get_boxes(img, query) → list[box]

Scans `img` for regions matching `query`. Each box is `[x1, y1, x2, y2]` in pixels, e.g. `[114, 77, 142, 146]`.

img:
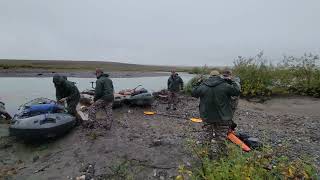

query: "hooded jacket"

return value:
[53, 75, 80, 102]
[168, 74, 184, 92]
[94, 73, 114, 102]
[191, 75, 240, 124]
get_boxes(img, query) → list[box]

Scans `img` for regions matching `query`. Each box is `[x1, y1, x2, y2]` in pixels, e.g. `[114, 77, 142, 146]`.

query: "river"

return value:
[0, 74, 194, 114]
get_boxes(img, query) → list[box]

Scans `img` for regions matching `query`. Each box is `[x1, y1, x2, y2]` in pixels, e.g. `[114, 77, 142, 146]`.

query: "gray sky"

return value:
[0, 0, 319, 66]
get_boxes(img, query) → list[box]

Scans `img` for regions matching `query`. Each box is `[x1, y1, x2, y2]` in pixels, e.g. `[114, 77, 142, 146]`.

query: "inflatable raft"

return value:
[80, 87, 154, 108]
[9, 98, 76, 139]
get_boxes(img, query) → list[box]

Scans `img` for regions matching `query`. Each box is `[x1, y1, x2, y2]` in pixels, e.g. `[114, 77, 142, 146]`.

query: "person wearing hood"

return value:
[222, 70, 241, 113]
[167, 70, 184, 110]
[88, 68, 114, 130]
[0, 99, 11, 120]
[53, 74, 81, 123]
[192, 70, 240, 157]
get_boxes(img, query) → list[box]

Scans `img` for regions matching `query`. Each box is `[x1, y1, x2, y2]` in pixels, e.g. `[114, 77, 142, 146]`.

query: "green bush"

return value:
[0, 64, 10, 69]
[190, 67, 202, 74]
[282, 53, 320, 97]
[177, 143, 317, 180]
[233, 52, 273, 97]
[189, 65, 218, 75]
[232, 52, 320, 98]
[183, 75, 209, 95]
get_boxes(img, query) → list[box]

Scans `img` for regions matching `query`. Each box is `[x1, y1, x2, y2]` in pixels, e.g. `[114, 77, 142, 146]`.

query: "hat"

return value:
[222, 70, 232, 76]
[210, 70, 220, 76]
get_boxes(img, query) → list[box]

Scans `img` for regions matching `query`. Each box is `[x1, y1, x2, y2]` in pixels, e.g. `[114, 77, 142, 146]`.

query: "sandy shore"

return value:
[0, 69, 171, 78]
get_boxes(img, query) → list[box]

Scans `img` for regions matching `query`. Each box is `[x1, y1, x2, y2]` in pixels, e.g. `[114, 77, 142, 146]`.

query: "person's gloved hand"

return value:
[224, 77, 233, 84]
[58, 98, 67, 103]
[230, 121, 237, 131]
[196, 77, 204, 85]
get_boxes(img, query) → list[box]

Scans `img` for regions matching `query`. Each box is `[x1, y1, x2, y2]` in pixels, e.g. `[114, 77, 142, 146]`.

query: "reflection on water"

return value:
[0, 74, 194, 114]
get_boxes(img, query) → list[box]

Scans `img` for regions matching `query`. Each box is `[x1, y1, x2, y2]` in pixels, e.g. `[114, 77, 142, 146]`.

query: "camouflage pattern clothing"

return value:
[199, 123, 230, 157]
[230, 96, 239, 113]
[86, 72, 114, 129]
[167, 91, 178, 110]
[88, 99, 113, 130]
[231, 77, 241, 113]
[0, 101, 11, 120]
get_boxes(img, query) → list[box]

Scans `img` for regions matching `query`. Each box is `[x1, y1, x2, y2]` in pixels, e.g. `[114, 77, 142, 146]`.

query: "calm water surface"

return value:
[0, 74, 194, 114]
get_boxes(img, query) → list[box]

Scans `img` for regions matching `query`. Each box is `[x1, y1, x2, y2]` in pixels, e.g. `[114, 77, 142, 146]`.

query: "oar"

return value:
[144, 111, 203, 123]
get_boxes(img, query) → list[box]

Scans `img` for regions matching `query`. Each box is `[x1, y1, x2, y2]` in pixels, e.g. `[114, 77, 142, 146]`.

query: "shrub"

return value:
[190, 67, 202, 74]
[189, 65, 218, 75]
[183, 75, 209, 95]
[233, 52, 273, 97]
[281, 53, 320, 97]
[0, 64, 10, 69]
[185, 52, 320, 98]
[232, 52, 320, 98]
[177, 142, 318, 180]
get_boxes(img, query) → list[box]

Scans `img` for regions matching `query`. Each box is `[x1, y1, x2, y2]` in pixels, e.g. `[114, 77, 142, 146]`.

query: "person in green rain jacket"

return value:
[192, 70, 240, 157]
[167, 70, 184, 110]
[53, 74, 80, 120]
[88, 68, 114, 130]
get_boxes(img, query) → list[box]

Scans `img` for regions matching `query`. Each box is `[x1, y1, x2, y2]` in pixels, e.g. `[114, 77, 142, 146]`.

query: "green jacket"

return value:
[168, 74, 184, 92]
[53, 75, 80, 102]
[192, 76, 240, 124]
[94, 74, 114, 102]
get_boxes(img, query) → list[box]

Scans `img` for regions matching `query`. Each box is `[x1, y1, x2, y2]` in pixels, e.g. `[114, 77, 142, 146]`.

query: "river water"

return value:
[0, 74, 194, 114]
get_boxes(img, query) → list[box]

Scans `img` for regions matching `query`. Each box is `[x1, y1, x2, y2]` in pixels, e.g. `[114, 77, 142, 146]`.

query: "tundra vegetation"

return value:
[177, 142, 317, 180]
[181, 52, 319, 179]
[184, 52, 320, 98]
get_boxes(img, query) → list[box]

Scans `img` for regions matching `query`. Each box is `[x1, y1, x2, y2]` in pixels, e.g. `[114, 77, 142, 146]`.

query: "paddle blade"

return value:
[144, 111, 156, 115]
[227, 132, 251, 152]
[190, 118, 203, 123]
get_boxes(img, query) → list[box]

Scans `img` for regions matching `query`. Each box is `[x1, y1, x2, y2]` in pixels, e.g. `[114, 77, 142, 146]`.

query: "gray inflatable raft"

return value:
[9, 98, 76, 139]
[125, 92, 154, 106]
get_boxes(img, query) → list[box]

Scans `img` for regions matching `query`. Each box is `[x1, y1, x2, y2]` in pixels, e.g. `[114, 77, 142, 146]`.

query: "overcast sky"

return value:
[0, 0, 319, 66]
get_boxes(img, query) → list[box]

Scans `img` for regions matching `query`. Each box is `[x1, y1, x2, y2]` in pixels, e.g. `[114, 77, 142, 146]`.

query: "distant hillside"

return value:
[0, 59, 192, 72]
